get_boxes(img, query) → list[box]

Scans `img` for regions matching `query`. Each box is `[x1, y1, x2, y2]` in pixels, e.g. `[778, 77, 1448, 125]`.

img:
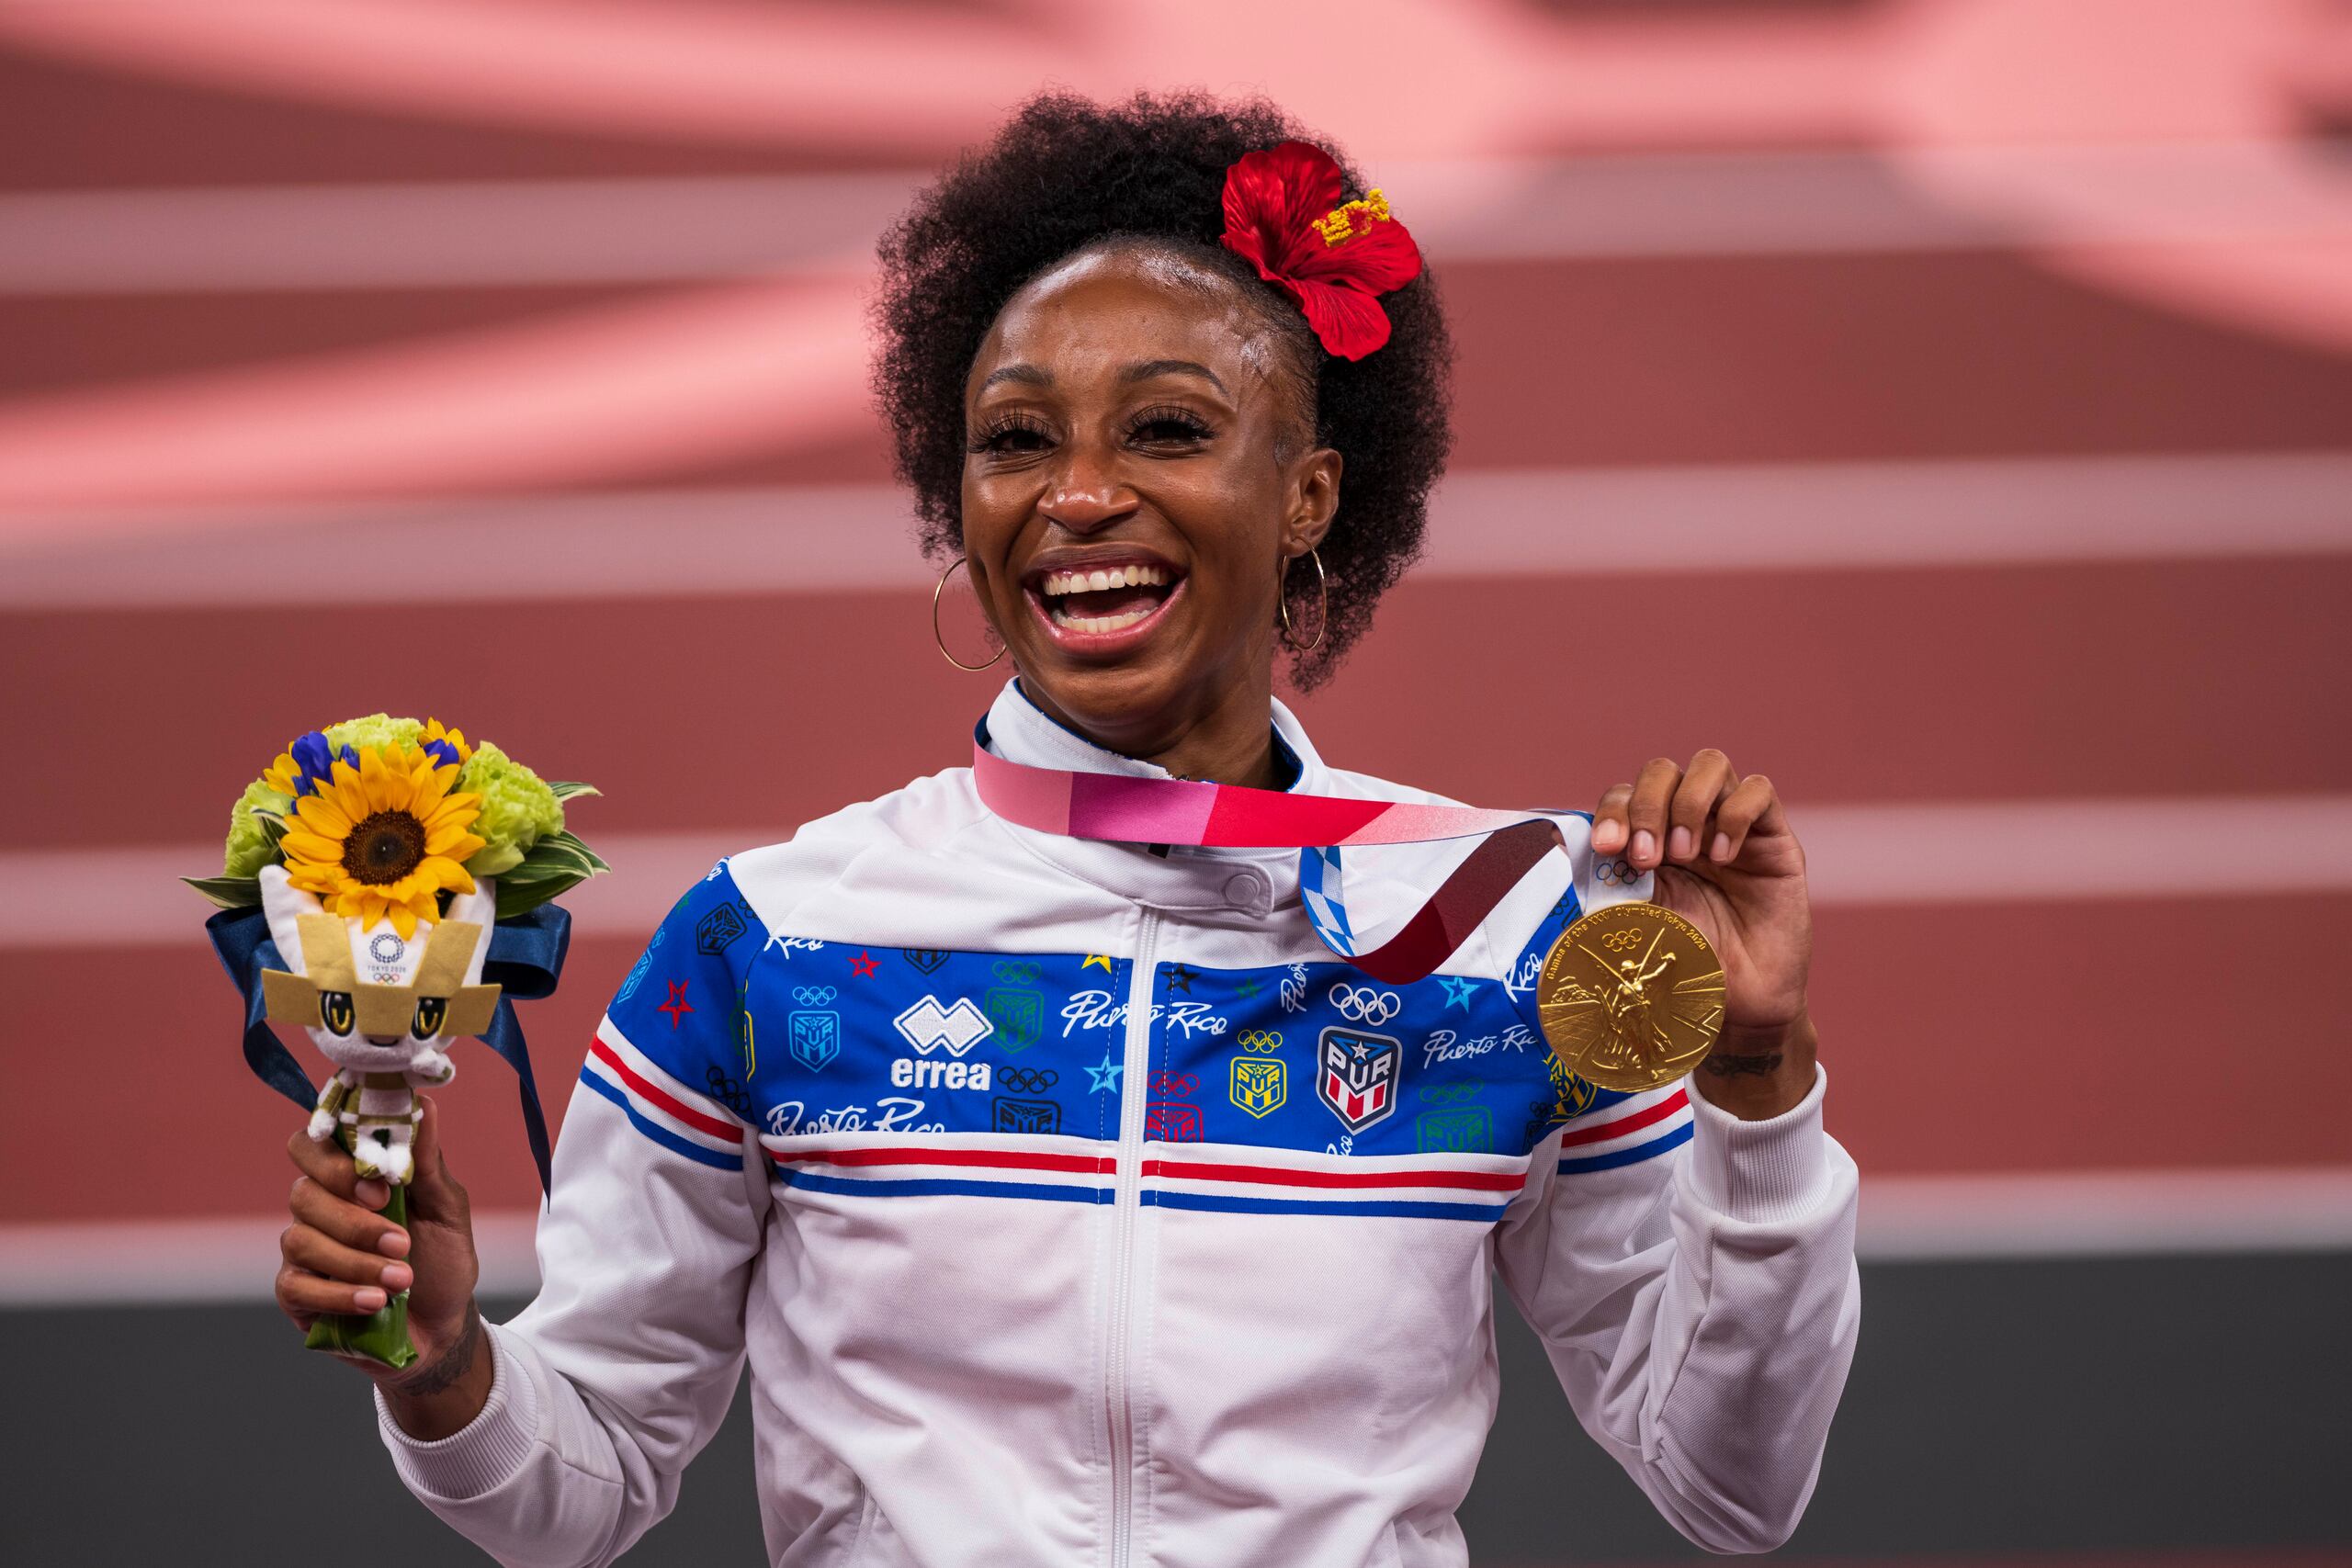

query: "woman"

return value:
[276, 92, 1858, 1566]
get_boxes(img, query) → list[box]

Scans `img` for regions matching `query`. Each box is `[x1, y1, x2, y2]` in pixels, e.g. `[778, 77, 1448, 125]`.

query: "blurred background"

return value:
[4, 0, 2349, 1562]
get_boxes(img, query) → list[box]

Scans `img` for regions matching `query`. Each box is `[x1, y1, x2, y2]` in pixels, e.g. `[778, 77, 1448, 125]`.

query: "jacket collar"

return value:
[975, 678, 1326, 917]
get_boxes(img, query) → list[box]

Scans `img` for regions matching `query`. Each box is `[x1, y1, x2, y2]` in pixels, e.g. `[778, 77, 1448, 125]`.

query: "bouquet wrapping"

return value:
[190, 715, 604, 1367]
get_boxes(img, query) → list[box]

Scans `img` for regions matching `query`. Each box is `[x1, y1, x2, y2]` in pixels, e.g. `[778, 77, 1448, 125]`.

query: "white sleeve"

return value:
[1492, 1064, 1861, 1553]
[372, 866, 772, 1566]
[372, 1062, 768, 1567]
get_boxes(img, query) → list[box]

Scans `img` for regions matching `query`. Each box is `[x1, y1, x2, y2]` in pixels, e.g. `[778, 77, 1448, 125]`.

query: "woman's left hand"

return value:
[1589, 750, 1817, 1118]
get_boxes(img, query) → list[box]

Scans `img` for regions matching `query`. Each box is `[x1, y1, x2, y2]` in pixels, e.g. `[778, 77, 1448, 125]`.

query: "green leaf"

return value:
[546, 781, 602, 802]
[508, 830, 606, 878]
[495, 871, 587, 920]
[252, 809, 290, 849]
[184, 874, 263, 910]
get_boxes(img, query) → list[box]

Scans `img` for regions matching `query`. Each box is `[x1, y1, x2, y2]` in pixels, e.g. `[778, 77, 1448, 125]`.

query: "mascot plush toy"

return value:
[260, 865, 502, 1186]
[192, 715, 601, 1366]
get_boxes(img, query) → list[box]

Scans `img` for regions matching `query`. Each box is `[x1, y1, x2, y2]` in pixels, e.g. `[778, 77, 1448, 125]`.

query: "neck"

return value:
[1021, 672, 1283, 790]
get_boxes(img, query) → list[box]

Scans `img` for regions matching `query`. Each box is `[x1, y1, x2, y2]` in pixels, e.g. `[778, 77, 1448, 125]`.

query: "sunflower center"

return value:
[345, 810, 427, 886]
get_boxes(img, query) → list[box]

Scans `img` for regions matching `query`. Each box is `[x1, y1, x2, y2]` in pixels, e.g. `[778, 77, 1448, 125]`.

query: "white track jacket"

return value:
[375, 680, 1861, 1567]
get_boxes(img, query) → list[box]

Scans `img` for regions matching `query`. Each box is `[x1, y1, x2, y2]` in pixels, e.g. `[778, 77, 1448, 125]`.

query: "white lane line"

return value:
[1, 141, 2344, 293]
[6, 451, 2348, 606]
[1855, 1168, 2352, 1261]
[0, 1213, 544, 1309]
[6, 1166, 2346, 1304]
[15, 794, 2352, 953]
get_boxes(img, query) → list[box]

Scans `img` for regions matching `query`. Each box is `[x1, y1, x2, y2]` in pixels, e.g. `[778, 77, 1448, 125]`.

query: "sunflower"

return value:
[279, 741, 488, 940]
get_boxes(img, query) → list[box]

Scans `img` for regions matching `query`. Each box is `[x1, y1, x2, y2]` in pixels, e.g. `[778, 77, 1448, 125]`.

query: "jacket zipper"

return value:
[1106, 910, 1159, 1568]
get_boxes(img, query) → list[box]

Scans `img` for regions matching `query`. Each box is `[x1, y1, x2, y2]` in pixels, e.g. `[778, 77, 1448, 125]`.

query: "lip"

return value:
[1023, 564, 1188, 659]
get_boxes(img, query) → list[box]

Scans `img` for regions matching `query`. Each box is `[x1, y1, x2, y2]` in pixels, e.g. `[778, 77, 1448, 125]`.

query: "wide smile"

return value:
[1023, 556, 1187, 656]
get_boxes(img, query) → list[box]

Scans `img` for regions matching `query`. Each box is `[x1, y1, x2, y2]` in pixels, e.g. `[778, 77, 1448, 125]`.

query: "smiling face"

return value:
[959, 243, 1339, 773]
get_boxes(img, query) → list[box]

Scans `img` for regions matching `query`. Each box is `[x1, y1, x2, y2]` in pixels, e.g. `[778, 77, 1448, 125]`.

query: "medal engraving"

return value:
[1536, 902, 1724, 1092]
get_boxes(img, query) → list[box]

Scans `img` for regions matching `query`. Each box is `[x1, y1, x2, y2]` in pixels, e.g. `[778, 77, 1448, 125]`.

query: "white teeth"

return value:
[1048, 604, 1154, 634]
[1039, 563, 1171, 598]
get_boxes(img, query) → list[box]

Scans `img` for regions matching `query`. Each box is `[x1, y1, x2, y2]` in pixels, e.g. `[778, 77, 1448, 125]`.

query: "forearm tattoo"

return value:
[390, 1306, 483, 1399]
[1701, 1052, 1783, 1079]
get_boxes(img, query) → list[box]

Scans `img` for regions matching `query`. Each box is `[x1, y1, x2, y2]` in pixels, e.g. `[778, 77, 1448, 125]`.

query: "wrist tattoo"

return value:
[1702, 1052, 1783, 1079]
[390, 1306, 482, 1399]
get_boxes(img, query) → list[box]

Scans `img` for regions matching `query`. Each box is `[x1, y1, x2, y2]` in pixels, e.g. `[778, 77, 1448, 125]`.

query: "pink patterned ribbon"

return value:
[971, 741, 1572, 985]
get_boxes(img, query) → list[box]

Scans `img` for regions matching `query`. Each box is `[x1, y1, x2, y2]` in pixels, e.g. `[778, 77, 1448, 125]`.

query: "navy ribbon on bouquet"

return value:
[206, 904, 565, 1201]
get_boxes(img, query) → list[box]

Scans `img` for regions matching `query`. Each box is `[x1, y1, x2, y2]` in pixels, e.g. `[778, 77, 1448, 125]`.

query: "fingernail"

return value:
[1711, 831, 1732, 862]
[1592, 819, 1619, 849]
[1668, 826, 1693, 861]
[354, 1287, 387, 1312]
[380, 1263, 413, 1291]
[356, 1180, 389, 1209]
[1631, 829, 1655, 864]
[376, 1229, 410, 1258]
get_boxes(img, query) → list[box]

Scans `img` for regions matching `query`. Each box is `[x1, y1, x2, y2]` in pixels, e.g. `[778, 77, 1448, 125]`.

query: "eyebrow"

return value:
[1122, 359, 1227, 393]
[976, 358, 1230, 395]
[978, 364, 1052, 391]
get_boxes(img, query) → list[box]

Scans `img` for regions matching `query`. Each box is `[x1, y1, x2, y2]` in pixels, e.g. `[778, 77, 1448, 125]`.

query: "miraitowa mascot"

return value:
[258, 863, 503, 1190]
[256, 863, 502, 1363]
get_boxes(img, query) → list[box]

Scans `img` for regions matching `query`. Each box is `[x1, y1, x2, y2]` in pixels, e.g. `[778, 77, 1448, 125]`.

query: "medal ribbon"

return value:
[971, 737, 1577, 985]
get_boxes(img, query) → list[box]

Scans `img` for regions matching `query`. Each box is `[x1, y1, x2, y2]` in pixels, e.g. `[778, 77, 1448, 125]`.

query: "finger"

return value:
[408, 1097, 466, 1213]
[1623, 757, 1683, 869]
[1666, 749, 1736, 863]
[1590, 784, 1634, 852]
[1712, 773, 1785, 863]
[288, 1124, 390, 1212]
[282, 1223, 415, 1294]
[290, 1174, 411, 1259]
[277, 1261, 389, 1317]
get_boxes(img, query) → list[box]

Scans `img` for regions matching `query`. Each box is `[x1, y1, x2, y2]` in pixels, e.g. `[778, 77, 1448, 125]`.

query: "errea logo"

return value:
[893, 995, 994, 1057]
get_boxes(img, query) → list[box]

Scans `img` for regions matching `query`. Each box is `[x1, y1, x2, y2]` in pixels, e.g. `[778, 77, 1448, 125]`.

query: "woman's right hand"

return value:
[278, 1094, 494, 1438]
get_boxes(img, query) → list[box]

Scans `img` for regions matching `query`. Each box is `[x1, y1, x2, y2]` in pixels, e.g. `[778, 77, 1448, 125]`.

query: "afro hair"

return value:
[870, 89, 1453, 689]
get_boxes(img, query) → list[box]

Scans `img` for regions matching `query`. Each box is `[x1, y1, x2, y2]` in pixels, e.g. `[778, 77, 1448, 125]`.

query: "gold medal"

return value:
[1536, 901, 1724, 1092]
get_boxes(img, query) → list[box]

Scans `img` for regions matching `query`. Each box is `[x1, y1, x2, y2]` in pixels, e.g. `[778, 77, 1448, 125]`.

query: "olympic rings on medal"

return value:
[1328, 984, 1402, 1026]
[791, 986, 839, 1008]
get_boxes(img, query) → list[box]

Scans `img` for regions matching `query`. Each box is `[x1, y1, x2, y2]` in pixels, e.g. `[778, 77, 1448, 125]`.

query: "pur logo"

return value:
[892, 994, 995, 1057]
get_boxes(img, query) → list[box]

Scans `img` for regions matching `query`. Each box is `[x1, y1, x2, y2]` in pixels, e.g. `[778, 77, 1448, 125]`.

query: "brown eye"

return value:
[413, 996, 447, 1038]
[319, 992, 355, 1036]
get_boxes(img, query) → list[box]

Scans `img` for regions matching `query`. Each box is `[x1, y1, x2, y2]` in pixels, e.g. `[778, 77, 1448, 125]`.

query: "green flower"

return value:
[458, 740, 565, 877]
[322, 712, 424, 757]
[223, 777, 293, 877]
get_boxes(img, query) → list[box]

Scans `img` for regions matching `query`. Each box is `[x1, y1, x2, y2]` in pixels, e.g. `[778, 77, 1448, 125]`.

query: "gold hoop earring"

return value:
[933, 555, 1007, 671]
[1276, 547, 1329, 655]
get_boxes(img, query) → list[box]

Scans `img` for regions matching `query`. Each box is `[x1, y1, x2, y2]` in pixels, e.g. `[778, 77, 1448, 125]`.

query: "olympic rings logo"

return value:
[992, 960, 1041, 984]
[1000, 1066, 1059, 1094]
[791, 986, 839, 1008]
[1236, 1029, 1284, 1052]
[1329, 984, 1402, 1026]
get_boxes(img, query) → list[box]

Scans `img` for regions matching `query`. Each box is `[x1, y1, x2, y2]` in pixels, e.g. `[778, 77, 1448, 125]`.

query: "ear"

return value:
[258, 864, 324, 976]
[1281, 446, 1342, 559]
[444, 875, 497, 986]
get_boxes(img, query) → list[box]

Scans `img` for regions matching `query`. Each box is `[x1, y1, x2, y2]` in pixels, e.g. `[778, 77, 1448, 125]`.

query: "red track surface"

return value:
[6, 2, 2349, 1226]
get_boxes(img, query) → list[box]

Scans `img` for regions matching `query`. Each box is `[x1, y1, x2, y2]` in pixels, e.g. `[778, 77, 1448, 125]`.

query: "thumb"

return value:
[405, 1094, 469, 1223]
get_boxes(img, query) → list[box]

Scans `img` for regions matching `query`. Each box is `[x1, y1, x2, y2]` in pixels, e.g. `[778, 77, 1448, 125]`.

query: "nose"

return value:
[1039, 446, 1137, 534]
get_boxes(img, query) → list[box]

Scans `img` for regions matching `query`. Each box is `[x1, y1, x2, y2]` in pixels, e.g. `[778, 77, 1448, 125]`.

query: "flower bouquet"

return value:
[189, 714, 604, 1367]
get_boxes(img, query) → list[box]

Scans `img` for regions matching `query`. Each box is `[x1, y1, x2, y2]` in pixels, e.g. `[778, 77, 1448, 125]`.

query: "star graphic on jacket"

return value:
[1235, 978, 1261, 998]
[658, 980, 694, 1029]
[1165, 964, 1196, 995]
[1439, 975, 1477, 1011]
[1086, 1053, 1124, 1095]
[1081, 953, 1114, 973]
[848, 950, 878, 978]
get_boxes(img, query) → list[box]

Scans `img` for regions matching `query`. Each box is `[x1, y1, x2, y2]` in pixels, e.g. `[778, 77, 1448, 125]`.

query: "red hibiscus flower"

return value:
[1219, 141, 1423, 361]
